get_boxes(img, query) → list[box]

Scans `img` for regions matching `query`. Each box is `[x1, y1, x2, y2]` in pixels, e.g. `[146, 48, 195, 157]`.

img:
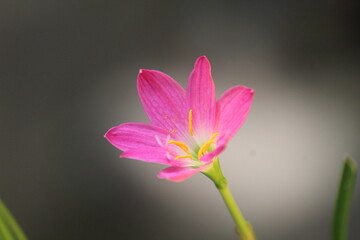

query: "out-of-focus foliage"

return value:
[0, 199, 28, 240]
[332, 158, 357, 240]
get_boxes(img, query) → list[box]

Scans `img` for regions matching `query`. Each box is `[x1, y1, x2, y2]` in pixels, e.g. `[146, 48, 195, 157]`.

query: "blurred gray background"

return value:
[1, 1, 359, 239]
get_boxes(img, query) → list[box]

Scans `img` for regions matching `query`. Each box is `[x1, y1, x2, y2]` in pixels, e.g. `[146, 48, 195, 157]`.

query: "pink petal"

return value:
[215, 86, 254, 143]
[137, 69, 189, 139]
[121, 148, 170, 165]
[200, 144, 226, 163]
[105, 122, 170, 151]
[157, 163, 211, 182]
[187, 56, 216, 138]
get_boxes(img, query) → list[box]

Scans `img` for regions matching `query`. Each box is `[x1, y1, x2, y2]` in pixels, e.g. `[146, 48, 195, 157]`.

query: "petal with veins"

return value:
[215, 86, 254, 144]
[121, 148, 170, 165]
[105, 122, 171, 151]
[137, 70, 189, 140]
[187, 56, 216, 139]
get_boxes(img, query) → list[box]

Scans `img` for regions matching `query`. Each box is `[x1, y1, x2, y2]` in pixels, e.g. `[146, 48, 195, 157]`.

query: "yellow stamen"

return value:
[198, 141, 214, 159]
[175, 155, 192, 160]
[168, 140, 190, 154]
[209, 133, 219, 141]
[197, 133, 220, 160]
[188, 109, 194, 136]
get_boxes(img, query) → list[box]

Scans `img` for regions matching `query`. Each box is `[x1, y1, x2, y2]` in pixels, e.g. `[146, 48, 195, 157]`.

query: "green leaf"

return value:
[331, 157, 357, 240]
[0, 199, 28, 240]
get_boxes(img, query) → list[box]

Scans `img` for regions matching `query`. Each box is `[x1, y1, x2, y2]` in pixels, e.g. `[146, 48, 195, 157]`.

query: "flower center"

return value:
[197, 133, 219, 160]
[167, 140, 192, 160]
[168, 109, 219, 161]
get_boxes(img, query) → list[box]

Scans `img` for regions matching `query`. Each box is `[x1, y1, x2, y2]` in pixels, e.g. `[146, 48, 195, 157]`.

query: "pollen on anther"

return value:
[168, 140, 190, 154]
[188, 109, 194, 136]
[175, 155, 192, 160]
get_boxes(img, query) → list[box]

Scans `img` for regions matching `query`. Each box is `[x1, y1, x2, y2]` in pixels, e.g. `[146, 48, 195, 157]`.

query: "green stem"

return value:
[218, 184, 255, 240]
[203, 159, 256, 240]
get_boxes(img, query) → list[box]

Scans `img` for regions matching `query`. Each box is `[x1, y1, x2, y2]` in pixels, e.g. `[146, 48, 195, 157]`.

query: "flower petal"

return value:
[157, 164, 211, 182]
[215, 86, 254, 143]
[187, 56, 216, 138]
[121, 148, 170, 165]
[105, 122, 196, 166]
[200, 144, 227, 163]
[105, 122, 170, 151]
[137, 69, 188, 139]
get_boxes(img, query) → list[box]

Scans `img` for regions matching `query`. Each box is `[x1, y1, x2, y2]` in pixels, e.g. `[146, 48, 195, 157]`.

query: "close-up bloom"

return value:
[105, 56, 254, 182]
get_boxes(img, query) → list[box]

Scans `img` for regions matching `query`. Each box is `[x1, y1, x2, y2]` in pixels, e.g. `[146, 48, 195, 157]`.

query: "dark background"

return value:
[1, 1, 359, 239]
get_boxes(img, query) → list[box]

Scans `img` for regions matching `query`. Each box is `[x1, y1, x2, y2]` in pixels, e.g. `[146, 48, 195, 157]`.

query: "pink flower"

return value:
[105, 56, 254, 182]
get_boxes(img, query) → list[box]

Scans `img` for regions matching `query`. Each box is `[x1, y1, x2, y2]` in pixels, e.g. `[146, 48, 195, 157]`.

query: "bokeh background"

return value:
[1, 1, 359, 239]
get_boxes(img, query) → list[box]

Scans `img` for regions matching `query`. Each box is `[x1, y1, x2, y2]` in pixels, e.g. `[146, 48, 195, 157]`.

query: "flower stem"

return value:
[218, 184, 256, 240]
[202, 159, 256, 240]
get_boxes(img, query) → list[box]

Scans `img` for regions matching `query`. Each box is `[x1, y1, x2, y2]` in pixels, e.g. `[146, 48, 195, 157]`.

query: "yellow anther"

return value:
[198, 141, 214, 159]
[175, 155, 192, 160]
[168, 140, 190, 154]
[197, 133, 220, 160]
[209, 133, 219, 141]
[188, 109, 194, 136]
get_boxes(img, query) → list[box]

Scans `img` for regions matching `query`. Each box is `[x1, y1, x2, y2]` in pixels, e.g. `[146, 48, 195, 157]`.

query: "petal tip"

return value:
[235, 85, 255, 96]
[104, 128, 114, 141]
[137, 69, 163, 84]
[195, 56, 210, 67]
[138, 69, 150, 77]
[137, 69, 151, 87]
[248, 88, 255, 98]
[197, 55, 208, 60]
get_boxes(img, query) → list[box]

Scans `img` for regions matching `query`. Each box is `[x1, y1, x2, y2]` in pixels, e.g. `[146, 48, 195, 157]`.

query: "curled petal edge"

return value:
[157, 163, 212, 182]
